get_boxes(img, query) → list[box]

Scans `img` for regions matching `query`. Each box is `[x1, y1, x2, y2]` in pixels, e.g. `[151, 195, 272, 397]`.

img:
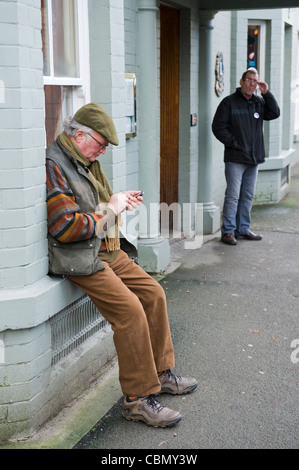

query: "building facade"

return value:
[0, 0, 298, 440]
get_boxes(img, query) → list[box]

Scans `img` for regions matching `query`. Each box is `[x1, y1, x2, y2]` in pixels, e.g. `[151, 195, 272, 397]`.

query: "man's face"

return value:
[240, 72, 258, 99]
[78, 131, 109, 162]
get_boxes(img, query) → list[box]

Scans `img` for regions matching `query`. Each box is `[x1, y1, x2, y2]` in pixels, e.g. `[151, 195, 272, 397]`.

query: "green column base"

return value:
[203, 203, 220, 235]
[137, 237, 170, 273]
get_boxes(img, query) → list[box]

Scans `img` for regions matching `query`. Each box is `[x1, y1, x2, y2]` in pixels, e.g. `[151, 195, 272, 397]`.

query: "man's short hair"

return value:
[242, 68, 259, 81]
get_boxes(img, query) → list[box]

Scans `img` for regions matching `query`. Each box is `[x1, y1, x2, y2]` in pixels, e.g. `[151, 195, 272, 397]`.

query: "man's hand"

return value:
[107, 191, 143, 215]
[257, 81, 268, 94]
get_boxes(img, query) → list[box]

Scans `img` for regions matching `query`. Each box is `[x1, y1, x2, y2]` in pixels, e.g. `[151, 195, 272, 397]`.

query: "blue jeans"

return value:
[222, 162, 258, 236]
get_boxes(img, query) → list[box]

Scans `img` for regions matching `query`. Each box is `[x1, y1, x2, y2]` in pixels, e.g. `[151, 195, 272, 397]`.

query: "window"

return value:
[247, 20, 266, 80]
[41, 0, 90, 145]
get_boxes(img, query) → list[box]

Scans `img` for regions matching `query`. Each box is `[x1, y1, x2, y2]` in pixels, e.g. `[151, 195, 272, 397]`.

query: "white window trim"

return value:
[248, 20, 266, 81]
[43, 0, 90, 107]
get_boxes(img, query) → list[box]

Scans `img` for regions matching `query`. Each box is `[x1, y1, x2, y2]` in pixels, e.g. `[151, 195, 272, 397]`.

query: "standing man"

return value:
[46, 102, 197, 428]
[212, 68, 280, 245]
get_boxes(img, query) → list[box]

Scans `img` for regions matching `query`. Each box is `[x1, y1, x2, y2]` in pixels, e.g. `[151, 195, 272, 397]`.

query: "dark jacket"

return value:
[212, 88, 280, 165]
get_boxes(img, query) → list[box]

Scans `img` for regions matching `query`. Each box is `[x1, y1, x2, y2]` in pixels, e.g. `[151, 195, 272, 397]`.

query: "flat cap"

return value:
[74, 102, 119, 146]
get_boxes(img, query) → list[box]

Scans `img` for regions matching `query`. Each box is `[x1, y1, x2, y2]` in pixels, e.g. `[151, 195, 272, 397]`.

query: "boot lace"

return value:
[145, 395, 165, 414]
[164, 369, 182, 387]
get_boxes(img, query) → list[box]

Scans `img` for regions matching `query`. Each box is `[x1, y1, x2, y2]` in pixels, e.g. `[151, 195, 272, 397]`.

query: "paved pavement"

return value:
[74, 156, 299, 451]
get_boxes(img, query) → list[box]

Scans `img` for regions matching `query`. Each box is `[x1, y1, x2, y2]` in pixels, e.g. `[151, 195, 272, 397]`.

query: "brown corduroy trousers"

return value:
[69, 250, 175, 397]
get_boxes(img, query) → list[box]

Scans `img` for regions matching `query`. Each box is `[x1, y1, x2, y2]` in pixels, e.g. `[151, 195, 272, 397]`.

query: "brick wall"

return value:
[0, 0, 47, 290]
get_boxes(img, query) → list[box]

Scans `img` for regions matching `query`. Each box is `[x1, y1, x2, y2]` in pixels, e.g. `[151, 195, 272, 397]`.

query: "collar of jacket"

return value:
[56, 137, 85, 170]
[236, 87, 259, 104]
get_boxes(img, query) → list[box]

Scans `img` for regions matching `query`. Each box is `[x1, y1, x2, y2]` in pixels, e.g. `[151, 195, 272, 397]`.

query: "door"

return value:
[160, 5, 180, 231]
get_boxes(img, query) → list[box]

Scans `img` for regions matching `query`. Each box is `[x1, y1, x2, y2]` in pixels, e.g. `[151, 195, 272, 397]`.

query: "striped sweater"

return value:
[46, 159, 105, 244]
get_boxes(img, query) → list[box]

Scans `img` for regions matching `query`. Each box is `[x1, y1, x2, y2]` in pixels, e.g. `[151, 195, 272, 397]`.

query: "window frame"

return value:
[247, 20, 266, 81]
[43, 0, 90, 100]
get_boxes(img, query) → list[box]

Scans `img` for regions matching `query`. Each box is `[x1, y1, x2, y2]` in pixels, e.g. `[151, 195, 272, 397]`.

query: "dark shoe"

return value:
[123, 394, 181, 428]
[236, 231, 263, 241]
[158, 369, 197, 395]
[221, 233, 237, 245]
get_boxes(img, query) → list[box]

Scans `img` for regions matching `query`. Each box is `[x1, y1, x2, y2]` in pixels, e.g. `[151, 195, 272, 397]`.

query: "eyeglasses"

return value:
[244, 78, 258, 84]
[87, 133, 108, 150]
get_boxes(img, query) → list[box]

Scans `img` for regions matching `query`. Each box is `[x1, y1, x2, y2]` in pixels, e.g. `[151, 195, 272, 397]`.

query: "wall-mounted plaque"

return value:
[215, 52, 224, 97]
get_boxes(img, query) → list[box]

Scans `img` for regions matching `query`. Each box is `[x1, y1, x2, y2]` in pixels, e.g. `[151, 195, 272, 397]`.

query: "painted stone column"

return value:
[198, 11, 220, 234]
[136, 0, 170, 272]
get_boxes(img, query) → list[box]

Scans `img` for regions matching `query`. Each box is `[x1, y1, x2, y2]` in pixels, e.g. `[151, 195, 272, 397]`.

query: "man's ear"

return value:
[75, 130, 85, 143]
